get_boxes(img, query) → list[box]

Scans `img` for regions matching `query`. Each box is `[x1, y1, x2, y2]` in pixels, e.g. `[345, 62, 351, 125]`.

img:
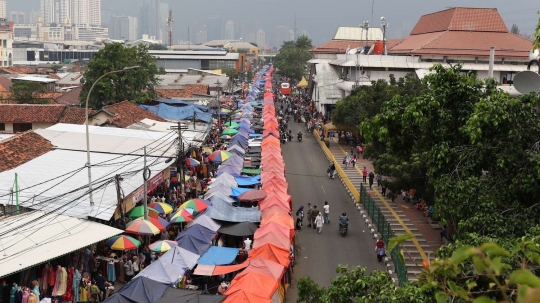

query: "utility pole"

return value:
[114, 174, 124, 218]
[177, 122, 186, 195]
[215, 80, 222, 126]
[14, 173, 19, 215]
[142, 146, 149, 220]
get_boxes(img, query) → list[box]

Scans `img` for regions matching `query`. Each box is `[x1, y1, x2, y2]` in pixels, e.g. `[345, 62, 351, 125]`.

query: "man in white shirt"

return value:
[244, 238, 252, 250]
[323, 201, 330, 224]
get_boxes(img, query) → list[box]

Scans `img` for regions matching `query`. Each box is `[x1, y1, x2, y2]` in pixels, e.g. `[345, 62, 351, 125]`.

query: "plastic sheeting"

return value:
[235, 176, 261, 187]
[134, 247, 199, 285]
[186, 214, 222, 232]
[204, 200, 261, 223]
[103, 277, 169, 303]
[140, 103, 212, 122]
[198, 246, 239, 265]
[156, 287, 224, 303]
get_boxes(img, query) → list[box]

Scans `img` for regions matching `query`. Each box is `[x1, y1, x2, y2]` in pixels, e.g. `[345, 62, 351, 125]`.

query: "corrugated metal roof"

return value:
[333, 27, 384, 41]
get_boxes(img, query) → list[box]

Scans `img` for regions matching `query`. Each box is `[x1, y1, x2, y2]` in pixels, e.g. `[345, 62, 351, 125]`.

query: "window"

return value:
[0, 123, 5, 131]
[13, 123, 32, 133]
[2, 40, 6, 48]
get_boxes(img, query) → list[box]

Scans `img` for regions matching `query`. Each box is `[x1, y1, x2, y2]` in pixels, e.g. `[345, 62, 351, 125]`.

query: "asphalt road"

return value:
[281, 122, 384, 302]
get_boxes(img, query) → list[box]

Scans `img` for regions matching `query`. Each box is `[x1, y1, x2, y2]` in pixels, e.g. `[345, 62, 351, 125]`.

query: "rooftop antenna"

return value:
[371, 0, 375, 25]
[294, 14, 297, 40]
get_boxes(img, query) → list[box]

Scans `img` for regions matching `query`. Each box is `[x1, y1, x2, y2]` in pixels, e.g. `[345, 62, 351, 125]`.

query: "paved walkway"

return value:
[328, 138, 442, 282]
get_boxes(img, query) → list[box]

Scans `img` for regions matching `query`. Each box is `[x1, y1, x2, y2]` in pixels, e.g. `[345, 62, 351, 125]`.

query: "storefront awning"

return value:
[0, 211, 123, 278]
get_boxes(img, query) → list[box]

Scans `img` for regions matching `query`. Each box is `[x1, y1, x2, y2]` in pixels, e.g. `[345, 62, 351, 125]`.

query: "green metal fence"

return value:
[360, 184, 408, 286]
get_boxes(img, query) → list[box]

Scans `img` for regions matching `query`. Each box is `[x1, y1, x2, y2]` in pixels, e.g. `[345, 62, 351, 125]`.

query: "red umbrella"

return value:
[238, 189, 267, 202]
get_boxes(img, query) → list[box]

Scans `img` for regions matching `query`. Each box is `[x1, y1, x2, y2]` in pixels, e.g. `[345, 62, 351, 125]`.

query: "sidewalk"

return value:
[328, 138, 442, 282]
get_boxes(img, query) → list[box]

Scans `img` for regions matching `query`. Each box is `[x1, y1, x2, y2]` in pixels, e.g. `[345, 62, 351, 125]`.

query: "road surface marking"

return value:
[335, 143, 428, 261]
[321, 185, 325, 193]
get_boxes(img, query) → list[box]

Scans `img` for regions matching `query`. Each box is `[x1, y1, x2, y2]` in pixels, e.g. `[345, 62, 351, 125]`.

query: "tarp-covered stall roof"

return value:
[134, 246, 199, 284]
[141, 103, 213, 123]
[198, 246, 239, 265]
[103, 277, 169, 303]
[0, 211, 123, 278]
[204, 201, 261, 223]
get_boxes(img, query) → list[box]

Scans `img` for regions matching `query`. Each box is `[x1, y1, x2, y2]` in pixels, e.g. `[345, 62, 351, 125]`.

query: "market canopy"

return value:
[222, 289, 271, 303]
[224, 272, 278, 299]
[253, 232, 291, 250]
[230, 187, 251, 197]
[103, 276, 169, 303]
[297, 76, 308, 87]
[247, 244, 290, 267]
[236, 258, 284, 281]
[218, 221, 259, 236]
[156, 288, 224, 303]
[198, 246, 239, 265]
[204, 200, 261, 223]
[205, 191, 236, 204]
[186, 214, 222, 232]
[134, 246, 199, 284]
[234, 176, 261, 187]
[254, 222, 292, 242]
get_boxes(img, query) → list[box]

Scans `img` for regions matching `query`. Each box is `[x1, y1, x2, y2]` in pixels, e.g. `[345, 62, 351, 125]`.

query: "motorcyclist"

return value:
[339, 212, 349, 231]
[297, 130, 303, 137]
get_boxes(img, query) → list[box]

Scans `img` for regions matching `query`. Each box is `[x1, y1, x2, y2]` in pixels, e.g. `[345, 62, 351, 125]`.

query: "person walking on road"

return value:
[344, 153, 350, 169]
[306, 203, 313, 227]
[314, 213, 324, 234]
[311, 205, 320, 229]
[362, 167, 368, 183]
[295, 206, 304, 230]
[368, 172, 375, 188]
[376, 238, 386, 263]
[377, 173, 383, 187]
[323, 201, 330, 224]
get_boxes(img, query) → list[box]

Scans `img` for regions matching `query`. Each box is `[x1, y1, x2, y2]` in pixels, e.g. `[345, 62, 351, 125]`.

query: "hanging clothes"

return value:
[106, 260, 115, 282]
[48, 267, 56, 290]
[9, 285, 18, 303]
[21, 289, 29, 303]
[41, 265, 49, 292]
[117, 260, 125, 283]
[14, 289, 22, 303]
[56, 267, 67, 296]
[79, 278, 88, 303]
[63, 268, 74, 303]
[51, 266, 61, 296]
[72, 270, 81, 303]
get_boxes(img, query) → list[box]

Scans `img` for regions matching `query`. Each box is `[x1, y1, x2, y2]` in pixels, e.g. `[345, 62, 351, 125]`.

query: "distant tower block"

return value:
[166, 9, 174, 47]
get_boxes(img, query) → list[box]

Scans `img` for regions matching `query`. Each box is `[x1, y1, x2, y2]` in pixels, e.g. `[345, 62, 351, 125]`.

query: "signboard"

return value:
[132, 171, 164, 205]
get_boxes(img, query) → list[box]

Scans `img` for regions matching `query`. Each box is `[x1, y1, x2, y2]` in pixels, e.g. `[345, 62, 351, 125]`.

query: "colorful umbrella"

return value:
[136, 216, 167, 231]
[223, 121, 239, 127]
[125, 219, 161, 235]
[208, 151, 232, 163]
[179, 199, 211, 215]
[222, 128, 239, 135]
[149, 202, 173, 215]
[169, 209, 194, 224]
[220, 108, 231, 113]
[220, 135, 232, 140]
[149, 240, 178, 253]
[127, 206, 159, 219]
[185, 158, 200, 167]
[106, 235, 141, 251]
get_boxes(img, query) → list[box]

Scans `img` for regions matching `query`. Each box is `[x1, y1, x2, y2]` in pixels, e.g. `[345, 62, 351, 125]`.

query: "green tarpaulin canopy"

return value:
[241, 168, 261, 175]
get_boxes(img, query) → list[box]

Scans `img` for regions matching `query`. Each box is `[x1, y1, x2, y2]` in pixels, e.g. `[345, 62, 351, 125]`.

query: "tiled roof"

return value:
[55, 87, 82, 106]
[411, 7, 508, 35]
[157, 84, 210, 99]
[0, 104, 67, 123]
[0, 66, 38, 75]
[310, 40, 364, 54]
[389, 31, 533, 58]
[58, 107, 92, 124]
[103, 101, 166, 128]
[0, 131, 54, 172]
[0, 76, 12, 92]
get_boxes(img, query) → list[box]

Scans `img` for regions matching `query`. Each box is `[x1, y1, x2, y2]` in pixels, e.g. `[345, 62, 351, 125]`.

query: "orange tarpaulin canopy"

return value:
[263, 191, 291, 203]
[260, 213, 294, 229]
[247, 243, 290, 267]
[261, 204, 291, 218]
[253, 232, 291, 250]
[254, 221, 292, 240]
[225, 272, 278, 299]
[223, 289, 271, 303]
[258, 196, 290, 212]
[236, 257, 285, 280]
[213, 261, 250, 275]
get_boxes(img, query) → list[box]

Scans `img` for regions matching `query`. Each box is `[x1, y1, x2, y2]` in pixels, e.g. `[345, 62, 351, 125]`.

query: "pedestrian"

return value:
[94, 272, 106, 301]
[323, 201, 330, 224]
[441, 225, 448, 241]
[295, 206, 304, 230]
[377, 173, 383, 187]
[362, 167, 368, 183]
[381, 183, 387, 197]
[314, 213, 324, 234]
[124, 257, 134, 282]
[375, 239, 386, 263]
[352, 154, 357, 168]
[306, 203, 313, 227]
[311, 205, 320, 229]
[368, 172, 375, 188]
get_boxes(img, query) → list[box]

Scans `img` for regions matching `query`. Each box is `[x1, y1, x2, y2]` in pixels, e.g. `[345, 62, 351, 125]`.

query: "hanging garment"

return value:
[9, 286, 18, 303]
[47, 267, 56, 289]
[118, 261, 125, 283]
[56, 267, 67, 296]
[72, 270, 81, 303]
[106, 261, 115, 282]
[79, 284, 87, 303]
[21, 290, 29, 303]
[51, 266, 61, 296]
[41, 265, 49, 292]
[63, 268, 74, 302]
[14, 289, 22, 303]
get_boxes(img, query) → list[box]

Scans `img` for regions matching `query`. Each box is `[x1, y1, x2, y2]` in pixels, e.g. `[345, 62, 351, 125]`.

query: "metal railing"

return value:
[360, 183, 408, 285]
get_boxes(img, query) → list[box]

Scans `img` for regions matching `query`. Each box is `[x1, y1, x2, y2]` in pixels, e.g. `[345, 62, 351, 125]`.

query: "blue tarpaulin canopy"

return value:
[197, 246, 239, 265]
[140, 103, 212, 122]
[230, 187, 251, 197]
[158, 99, 212, 112]
[235, 176, 261, 187]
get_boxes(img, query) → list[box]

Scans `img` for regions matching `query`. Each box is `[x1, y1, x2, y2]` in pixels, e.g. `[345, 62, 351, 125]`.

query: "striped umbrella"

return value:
[106, 235, 141, 251]
[179, 199, 211, 215]
[125, 219, 160, 236]
[149, 202, 173, 215]
[185, 158, 201, 167]
[127, 206, 159, 219]
[222, 128, 239, 135]
[136, 216, 167, 231]
[169, 209, 194, 224]
[208, 151, 232, 163]
[149, 240, 178, 253]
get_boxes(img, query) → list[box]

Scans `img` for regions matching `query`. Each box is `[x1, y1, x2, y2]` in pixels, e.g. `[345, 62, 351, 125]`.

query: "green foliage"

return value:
[296, 265, 434, 303]
[222, 68, 238, 79]
[80, 43, 164, 109]
[9, 81, 47, 104]
[273, 35, 312, 80]
[534, 11, 540, 50]
[362, 64, 540, 239]
[148, 44, 168, 50]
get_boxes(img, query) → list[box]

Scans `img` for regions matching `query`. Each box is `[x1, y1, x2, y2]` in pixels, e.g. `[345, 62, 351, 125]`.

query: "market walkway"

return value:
[281, 125, 384, 302]
[327, 137, 442, 281]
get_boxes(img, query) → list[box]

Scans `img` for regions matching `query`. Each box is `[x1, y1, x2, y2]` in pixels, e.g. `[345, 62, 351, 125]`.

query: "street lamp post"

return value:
[85, 66, 140, 206]
[215, 80, 222, 126]
[381, 17, 388, 55]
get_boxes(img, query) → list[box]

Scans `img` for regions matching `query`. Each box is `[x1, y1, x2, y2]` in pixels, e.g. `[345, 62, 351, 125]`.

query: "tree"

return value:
[363, 64, 540, 239]
[9, 81, 47, 104]
[148, 44, 168, 50]
[510, 24, 520, 35]
[79, 43, 164, 109]
[273, 35, 313, 80]
[534, 11, 540, 50]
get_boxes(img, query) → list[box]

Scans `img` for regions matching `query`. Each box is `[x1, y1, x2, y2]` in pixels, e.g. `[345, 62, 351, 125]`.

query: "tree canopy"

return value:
[79, 43, 164, 109]
[273, 35, 312, 80]
[9, 81, 47, 104]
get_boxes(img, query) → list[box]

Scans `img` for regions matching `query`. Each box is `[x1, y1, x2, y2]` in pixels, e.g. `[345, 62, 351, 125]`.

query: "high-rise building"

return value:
[158, 2, 169, 42]
[40, 0, 55, 25]
[71, 0, 89, 26]
[10, 12, 25, 24]
[0, 1, 6, 20]
[110, 15, 137, 41]
[139, 0, 156, 38]
[206, 14, 221, 41]
[256, 29, 265, 49]
[88, 0, 101, 26]
[196, 28, 207, 44]
[288, 29, 294, 41]
[40, 0, 101, 26]
[29, 9, 39, 24]
[55, 0, 72, 25]
[224, 20, 234, 40]
[274, 26, 291, 47]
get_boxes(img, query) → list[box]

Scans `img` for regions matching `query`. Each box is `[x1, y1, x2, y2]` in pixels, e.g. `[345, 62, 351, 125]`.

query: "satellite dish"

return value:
[347, 48, 359, 55]
[513, 70, 540, 94]
[529, 49, 540, 61]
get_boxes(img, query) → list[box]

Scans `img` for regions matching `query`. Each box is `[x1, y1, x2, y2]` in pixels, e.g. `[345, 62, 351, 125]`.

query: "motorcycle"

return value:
[280, 133, 287, 144]
[339, 223, 348, 237]
[297, 134, 302, 142]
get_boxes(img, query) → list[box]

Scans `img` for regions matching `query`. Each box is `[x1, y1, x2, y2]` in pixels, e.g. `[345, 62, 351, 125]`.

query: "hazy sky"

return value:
[11, 0, 540, 45]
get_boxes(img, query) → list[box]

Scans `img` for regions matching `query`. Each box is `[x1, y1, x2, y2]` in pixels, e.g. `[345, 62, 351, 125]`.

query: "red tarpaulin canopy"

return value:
[253, 232, 291, 250]
[225, 272, 278, 299]
[260, 213, 294, 229]
[254, 221, 293, 240]
[235, 257, 285, 281]
[247, 243, 290, 267]
[223, 289, 271, 303]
